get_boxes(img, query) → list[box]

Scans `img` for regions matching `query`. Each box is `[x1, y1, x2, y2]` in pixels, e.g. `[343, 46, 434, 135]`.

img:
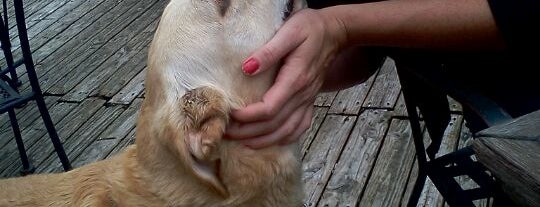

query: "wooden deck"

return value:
[0, 0, 488, 206]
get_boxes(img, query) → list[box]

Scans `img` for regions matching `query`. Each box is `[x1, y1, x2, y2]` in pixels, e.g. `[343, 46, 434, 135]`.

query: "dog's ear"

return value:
[178, 87, 230, 197]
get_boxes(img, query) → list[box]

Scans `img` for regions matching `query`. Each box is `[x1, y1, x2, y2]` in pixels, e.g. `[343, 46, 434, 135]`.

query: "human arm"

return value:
[226, 0, 506, 148]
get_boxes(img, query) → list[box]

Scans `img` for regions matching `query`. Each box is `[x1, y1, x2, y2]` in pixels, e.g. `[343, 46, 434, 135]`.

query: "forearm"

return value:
[321, 0, 505, 51]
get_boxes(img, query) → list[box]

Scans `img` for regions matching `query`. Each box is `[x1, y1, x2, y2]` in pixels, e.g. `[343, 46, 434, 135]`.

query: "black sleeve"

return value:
[487, 0, 540, 53]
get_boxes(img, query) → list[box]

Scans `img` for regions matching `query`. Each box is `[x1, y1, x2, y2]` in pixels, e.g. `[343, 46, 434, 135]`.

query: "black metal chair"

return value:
[0, 0, 71, 174]
[392, 54, 517, 206]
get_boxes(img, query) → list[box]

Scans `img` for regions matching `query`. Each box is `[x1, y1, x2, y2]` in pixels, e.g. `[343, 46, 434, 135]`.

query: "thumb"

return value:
[242, 22, 306, 76]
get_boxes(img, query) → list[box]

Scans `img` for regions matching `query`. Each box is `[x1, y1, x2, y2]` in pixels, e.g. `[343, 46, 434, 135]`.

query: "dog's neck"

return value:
[133, 140, 224, 206]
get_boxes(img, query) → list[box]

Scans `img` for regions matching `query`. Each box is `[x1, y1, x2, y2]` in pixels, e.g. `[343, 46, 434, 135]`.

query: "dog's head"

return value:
[139, 0, 306, 201]
[147, 0, 306, 109]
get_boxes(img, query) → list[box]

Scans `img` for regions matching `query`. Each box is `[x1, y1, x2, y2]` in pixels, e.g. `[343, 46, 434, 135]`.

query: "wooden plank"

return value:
[362, 58, 401, 109]
[302, 115, 356, 206]
[10, 0, 109, 65]
[0, 96, 60, 146]
[14, 0, 144, 93]
[2, 0, 43, 26]
[10, 0, 100, 56]
[5, 0, 71, 50]
[23, 0, 157, 94]
[314, 91, 337, 107]
[400, 158, 421, 207]
[473, 111, 540, 207]
[0, 0, 56, 64]
[107, 125, 137, 157]
[1, 98, 104, 177]
[60, 17, 155, 102]
[301, 107, 329, 158]
[91, 28, 156, 98]
[68, 98, 142, 169]
[476, 109, 540, 140]
[108, 68, 146, 105]
[358, 119, 416, 207]
[474, 137, 540, 207]
[84, 22, 157, 99]
[417, 114, 463, 207]
[37, 105, 126, 173]
[45, 0, 164, 95]
[448, 96, 463, 113]
[392, 91, 407, 118]
[95, 99, 141, 143]
[0, 98, 72, 153]
[0, 101, 78, 177]
[5, 0, 75, 71]
[455, 121, 489, 207]
[74, 99, 142, 166]
[317, 110, 391, 206]
[328, 74, 376, 115]
[29, 0, 128, 65]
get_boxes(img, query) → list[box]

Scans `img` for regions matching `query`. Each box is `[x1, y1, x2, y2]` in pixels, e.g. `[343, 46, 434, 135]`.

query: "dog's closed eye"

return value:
[283, 0, 294, 20]
[215, 0, 230, 17]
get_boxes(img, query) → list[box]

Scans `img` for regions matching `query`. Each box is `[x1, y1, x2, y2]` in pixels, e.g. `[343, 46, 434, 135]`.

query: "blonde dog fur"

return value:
[0, 0, 306, 206]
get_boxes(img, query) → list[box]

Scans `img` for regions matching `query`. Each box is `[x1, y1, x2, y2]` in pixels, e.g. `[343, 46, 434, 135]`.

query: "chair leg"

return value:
[7, 109, 35, 175]
[35, 96, 72, 171]
[0, 10, 19, 88]
[13, 0, 71, 171]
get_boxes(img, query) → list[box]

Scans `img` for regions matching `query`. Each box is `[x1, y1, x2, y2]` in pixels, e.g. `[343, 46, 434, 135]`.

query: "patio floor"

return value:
[0, 0, 489, 206]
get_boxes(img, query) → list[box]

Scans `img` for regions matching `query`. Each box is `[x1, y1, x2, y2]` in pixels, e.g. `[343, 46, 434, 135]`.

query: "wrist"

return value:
[318, 7, 349, 51]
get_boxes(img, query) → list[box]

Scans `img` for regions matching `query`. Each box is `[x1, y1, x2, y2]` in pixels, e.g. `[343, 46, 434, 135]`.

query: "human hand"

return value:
[225, 9, 346, 149]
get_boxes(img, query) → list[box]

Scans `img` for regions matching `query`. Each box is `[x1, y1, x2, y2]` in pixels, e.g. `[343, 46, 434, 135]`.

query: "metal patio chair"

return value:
[0, 0, 71, 174]
[392, 53, 519, 207]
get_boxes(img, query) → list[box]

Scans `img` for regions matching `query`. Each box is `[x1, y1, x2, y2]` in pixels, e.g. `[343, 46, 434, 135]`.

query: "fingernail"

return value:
[242, 58, 259, 75]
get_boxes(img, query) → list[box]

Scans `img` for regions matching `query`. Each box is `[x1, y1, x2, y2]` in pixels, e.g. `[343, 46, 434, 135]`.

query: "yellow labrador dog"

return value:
[0, 0, 306, 206]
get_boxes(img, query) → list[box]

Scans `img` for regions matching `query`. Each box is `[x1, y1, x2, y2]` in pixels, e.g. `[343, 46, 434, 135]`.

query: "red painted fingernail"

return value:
[242, 58, 259, 75]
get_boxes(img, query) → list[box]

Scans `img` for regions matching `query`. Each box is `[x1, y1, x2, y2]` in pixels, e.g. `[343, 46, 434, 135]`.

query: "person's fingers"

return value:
[231, 58, 309, 122]
[241, 104, 308, 149]
[279, 104, 314, 145]
[227, 95, 305, 139]
[242, 19, 307, 76]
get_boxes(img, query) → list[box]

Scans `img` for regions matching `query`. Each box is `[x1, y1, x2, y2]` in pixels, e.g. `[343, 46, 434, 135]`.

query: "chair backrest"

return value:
[0, 0, 43, 114]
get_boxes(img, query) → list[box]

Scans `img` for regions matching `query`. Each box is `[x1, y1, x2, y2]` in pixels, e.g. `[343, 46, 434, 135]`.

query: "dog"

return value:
[0, 0, 306, 206]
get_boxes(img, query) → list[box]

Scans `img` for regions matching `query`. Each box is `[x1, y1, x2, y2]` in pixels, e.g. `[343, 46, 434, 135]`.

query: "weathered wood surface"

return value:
[416, 114, 463, 207]
[314, 91, 337, 107]
[0, 0, 495, 206]
[47, 0, 164, 95]
[358, 119, 416, 207]
[328, 74, 376, 115]
[39, 105, 126, 173]
[392, 92, 407, 117]
[0, 101, 79, 176]
[317, 110, 391, 206]
[476, 109, 540, 140]
[473, 110, 540, 207]
[362, 58, 401, 109]
[456, 121, 489, 207]
[108, 68, 146, 105]
[301, 107, 328, 157]
[2, 99, 104, 177]
[302, 115, 356, 206]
